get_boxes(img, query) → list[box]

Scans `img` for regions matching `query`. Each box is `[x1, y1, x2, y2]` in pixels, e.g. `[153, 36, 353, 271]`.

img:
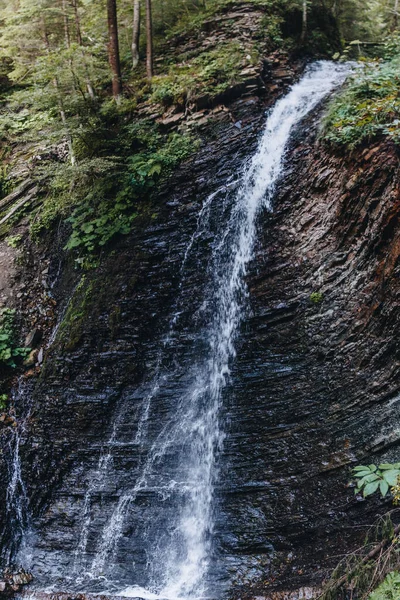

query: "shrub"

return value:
[31, 125, 198, 260]
[353, 464, 400, 498]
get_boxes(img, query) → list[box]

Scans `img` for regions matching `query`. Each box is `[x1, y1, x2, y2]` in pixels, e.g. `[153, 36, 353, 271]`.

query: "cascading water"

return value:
[73, 61, 349, 598]
[4, 61, 350, 598]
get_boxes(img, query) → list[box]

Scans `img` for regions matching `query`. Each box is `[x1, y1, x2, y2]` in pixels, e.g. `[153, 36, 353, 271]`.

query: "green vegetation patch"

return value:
[369, 571, 400, 600]
[322, 52, 400, 147]
[0, 308, 29, 368]
[31, 120, 198, 261]
[151, 43, 254, 107]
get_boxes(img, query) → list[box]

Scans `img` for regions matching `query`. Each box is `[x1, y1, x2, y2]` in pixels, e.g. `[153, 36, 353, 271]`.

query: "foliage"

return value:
[369, 571, 400, 600]
[151, 43, 254, 107]
[322, 57, 400, 147]
[31, 128, 197, 259]
[65, 187, 138, 256]
[0, 308, 29, 368]
[6, 234, 23, 248]
[353, 464, 400, 499]
[0, 0, 394, 265]
[65, 131, 196, 256]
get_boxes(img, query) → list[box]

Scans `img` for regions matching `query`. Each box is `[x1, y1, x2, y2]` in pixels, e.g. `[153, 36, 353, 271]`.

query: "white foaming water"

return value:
[81, 61, 350, 600]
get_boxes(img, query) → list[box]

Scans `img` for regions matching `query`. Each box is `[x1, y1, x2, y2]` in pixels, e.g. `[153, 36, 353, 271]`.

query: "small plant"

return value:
[6, 234, 23, 248]
[352, 463, 400, 498]
[0, 308, 29, 368]
[310, 292, 324, 304]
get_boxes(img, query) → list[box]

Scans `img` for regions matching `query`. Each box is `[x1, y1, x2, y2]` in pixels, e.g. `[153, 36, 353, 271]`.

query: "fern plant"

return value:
[0, 308, 29, 368]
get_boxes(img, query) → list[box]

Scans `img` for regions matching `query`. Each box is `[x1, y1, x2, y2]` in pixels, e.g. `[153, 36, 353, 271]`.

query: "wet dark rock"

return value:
[0, 569, 33, 598]
[0, 27, 395, 600]
[8, 106, 400, 598]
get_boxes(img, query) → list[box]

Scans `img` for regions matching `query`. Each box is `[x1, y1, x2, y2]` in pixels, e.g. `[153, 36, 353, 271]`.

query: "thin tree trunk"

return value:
[300, 0, 307, 43]
[62, 0, 71, 47]
[62, 0, 85, 99]
[393, 0, 399, 30]
[145, 0, 153, 80]
[107, 0, 122, 98]
[72, 0, 96, 99]
[42, 17, 76, 166]
[132, 0, 141, 68]
[72, 0, 83, 44]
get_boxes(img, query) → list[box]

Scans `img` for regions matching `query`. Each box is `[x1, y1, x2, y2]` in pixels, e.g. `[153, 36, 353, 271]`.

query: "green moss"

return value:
[151, 43, 255, 107]
[57, 277, 94, 351]
[108, 305, 121, 339]
[310, 292, 324, 304]
[5, 234, 23, 248]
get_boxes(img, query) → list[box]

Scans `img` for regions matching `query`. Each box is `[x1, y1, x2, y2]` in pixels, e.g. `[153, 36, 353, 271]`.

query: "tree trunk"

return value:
[62, 0, 71, 48]
[72, 0, 96, 99]
[41, 17, 76, 166]
[145, 0, 153, 80]
[132, 0, 141, 68]
[71, 0, 83, 44]
[107, 0, 122, 98]
[393, 0, 399, 30]
[62, 0, 85, 99]
[300, 0, 307, 44]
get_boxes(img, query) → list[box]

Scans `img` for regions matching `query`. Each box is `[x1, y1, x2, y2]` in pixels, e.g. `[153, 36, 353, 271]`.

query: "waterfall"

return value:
[3, 61, 350, 599]
[76, 61, 349, 599]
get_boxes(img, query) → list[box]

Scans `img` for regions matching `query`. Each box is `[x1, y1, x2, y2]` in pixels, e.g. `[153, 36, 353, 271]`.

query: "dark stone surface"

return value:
[1, 61, 400, 600]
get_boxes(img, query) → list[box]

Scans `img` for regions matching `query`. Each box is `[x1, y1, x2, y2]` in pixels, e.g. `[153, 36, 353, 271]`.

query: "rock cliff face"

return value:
[0, 20, 400, 600]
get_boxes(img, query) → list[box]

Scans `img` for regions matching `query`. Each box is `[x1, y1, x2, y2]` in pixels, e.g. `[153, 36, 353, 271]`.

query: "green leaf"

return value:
[369, 464, 378, 472]
[81, 223, 94, 234]
[148, 163, 162, 177]
[379, 480, 389, 497]
[379, 464, 395, 470]
[363, 480, 380, 497]
[354, 470, 372, 479]
[382, 470, 400, 486]
[359, 474, 381, 485]
[353, 465, 370, 472]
